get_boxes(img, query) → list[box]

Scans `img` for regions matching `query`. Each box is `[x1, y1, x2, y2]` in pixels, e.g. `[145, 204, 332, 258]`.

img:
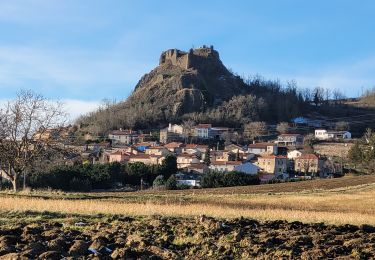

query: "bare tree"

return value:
[182, 119, 195, 144]
[243, 121, 267, 141]
[0, 90, 66, 191]
[276, 122, 290, 134]
[332, 88, 346, 104]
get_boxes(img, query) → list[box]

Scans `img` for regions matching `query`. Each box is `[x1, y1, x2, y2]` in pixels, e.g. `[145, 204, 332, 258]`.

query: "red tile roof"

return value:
[196, 124, 212, 129]
[185, 144, 209, 149]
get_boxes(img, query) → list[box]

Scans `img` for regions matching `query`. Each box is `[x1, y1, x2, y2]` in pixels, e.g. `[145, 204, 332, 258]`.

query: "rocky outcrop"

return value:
[129, 45, 247, 117]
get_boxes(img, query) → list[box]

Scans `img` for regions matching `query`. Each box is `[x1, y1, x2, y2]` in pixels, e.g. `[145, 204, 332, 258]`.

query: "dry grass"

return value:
[2, 182, 375, 226]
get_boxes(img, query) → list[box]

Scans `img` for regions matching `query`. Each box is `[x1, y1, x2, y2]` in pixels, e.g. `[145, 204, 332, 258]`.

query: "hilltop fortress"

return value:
[159, 45, 219, 70]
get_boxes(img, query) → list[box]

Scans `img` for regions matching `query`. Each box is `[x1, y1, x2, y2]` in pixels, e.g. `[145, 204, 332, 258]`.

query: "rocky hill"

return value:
[131, 46, 247, 115]
[77, 46, 307, 133]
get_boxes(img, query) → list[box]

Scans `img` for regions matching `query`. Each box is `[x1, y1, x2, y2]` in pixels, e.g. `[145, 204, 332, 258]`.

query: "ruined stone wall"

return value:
[159, 49, 190, 69]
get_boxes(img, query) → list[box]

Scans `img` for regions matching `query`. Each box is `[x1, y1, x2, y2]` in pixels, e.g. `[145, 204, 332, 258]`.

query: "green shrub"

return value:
[201, 171, 260, 188]
[165, 175, 177, 190]
[153, 175, 165, 188]
[69, 177, 92, 192]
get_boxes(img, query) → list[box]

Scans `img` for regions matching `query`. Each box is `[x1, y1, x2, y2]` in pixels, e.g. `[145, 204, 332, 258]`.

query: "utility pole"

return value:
[0, 160, 2, 191]
[23, 151, 27, 190]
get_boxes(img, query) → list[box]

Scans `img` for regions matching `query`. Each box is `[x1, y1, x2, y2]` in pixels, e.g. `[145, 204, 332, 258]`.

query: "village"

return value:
[63, 121, 353, 188]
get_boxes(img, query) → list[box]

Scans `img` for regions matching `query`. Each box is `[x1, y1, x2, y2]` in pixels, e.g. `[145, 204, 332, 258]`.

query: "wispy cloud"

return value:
[0, 45, 152, 98]
[63, 99, 101, 121]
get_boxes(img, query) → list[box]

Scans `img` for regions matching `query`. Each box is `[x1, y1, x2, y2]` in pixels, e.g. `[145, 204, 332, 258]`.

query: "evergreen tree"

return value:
[204, 149, 211, 165]
[160, 154, 178, 179]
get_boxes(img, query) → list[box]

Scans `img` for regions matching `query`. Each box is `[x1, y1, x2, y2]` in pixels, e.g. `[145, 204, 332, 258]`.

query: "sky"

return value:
[0, 0, 375, 119]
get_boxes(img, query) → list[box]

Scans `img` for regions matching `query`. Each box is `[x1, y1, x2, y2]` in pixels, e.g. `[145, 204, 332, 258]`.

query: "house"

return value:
[183, 144, 209, 154]
[294, 154, 323, 174]
[315, 129, 351, 140]
[211, 127, 230, 139]
[248, 142, 278, 155]
[209, 161, 242, 172]
[164, 142, 184, 154]
[181, 163, 209, 174]
[86, 142, 111, 152]
[225, 144, 246, 154]
[108, 151, 130, 163]
[257, 155, 288, 175]
[276, 134, 304, 147]
[287, 150, 302, 159]
[175, 172, 201, 187]
[128, 154, 152, 165]
[194, 124, 213, 139]
[211, 150, 234, 162]
[167, 123, 184, 134]
[234, 162, 260, 175]
[177, 153, 201, 168]
[159, 123, 184, 143]
[135, 141, 157, 152]
[145, 146, 170, 156]
[108, 130, 138, 145]
[137, 133, 153, 143]
[150, 155, 165, 165]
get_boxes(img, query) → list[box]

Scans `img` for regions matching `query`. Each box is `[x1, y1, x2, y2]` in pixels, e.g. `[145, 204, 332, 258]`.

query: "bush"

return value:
[153, 175, 165, 188]
[29, 162, 127, 191]
[69, 177, 92, 192]
[201, 171, 260, 188]
[165, 175, 177, 190]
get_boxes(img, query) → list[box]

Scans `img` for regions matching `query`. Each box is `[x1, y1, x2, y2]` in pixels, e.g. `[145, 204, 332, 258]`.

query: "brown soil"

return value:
[1, 215, 375, 259]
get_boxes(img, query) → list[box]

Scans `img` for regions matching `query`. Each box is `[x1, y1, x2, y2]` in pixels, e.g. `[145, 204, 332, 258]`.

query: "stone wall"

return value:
[159, 46, 217, 70]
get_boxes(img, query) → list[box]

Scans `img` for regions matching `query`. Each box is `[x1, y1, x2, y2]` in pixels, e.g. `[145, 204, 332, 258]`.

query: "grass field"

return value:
[2, 175, 375, 226]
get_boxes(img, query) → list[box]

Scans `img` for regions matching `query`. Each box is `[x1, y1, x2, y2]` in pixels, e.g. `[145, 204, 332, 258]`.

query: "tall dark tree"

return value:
[160, 154, 178, 179]
[204, 149, 211, 165]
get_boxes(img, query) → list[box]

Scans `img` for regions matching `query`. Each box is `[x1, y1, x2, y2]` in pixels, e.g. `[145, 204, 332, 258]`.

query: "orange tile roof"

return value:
[196, 124, 212, 129]
[248, 142, 276, 149]
[296, 154, 319, 159]
[164, 142, 184, 148]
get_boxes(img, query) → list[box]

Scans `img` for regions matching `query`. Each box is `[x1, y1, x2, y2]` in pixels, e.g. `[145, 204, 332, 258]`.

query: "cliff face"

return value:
[129, 45, 248, 117]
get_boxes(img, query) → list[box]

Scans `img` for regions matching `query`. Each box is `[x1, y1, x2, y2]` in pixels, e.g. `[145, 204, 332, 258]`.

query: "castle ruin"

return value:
[159, 45, 216, 70]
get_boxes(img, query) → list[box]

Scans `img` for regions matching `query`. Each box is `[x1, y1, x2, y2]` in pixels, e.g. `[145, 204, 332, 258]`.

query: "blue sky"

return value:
[1, 0, 375, 118]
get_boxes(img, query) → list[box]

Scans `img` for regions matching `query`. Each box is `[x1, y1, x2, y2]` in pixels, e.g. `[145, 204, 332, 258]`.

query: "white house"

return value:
[287, 150, 302, 159]
[315, 129, 351, 140]
[167, 123, 184, 134]
[209, 161, 242, 172]
[248, 142, 278, 155]
[194, 124, 213, 139]
[175, 173, 201, 187]
[234, 162, 260, 175]
[108, 130, 138, 144]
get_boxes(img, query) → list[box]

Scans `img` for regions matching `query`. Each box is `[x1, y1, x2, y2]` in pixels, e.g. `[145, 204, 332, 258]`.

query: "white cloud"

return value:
[0, 97, 101, 123]
[233, 55, 375, 97]
[62, 99, 101, 122]
[0, 45, 152, 96]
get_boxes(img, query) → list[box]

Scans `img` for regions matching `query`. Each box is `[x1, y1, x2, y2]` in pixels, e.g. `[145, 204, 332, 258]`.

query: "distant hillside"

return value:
[77, 46, 308, 134]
